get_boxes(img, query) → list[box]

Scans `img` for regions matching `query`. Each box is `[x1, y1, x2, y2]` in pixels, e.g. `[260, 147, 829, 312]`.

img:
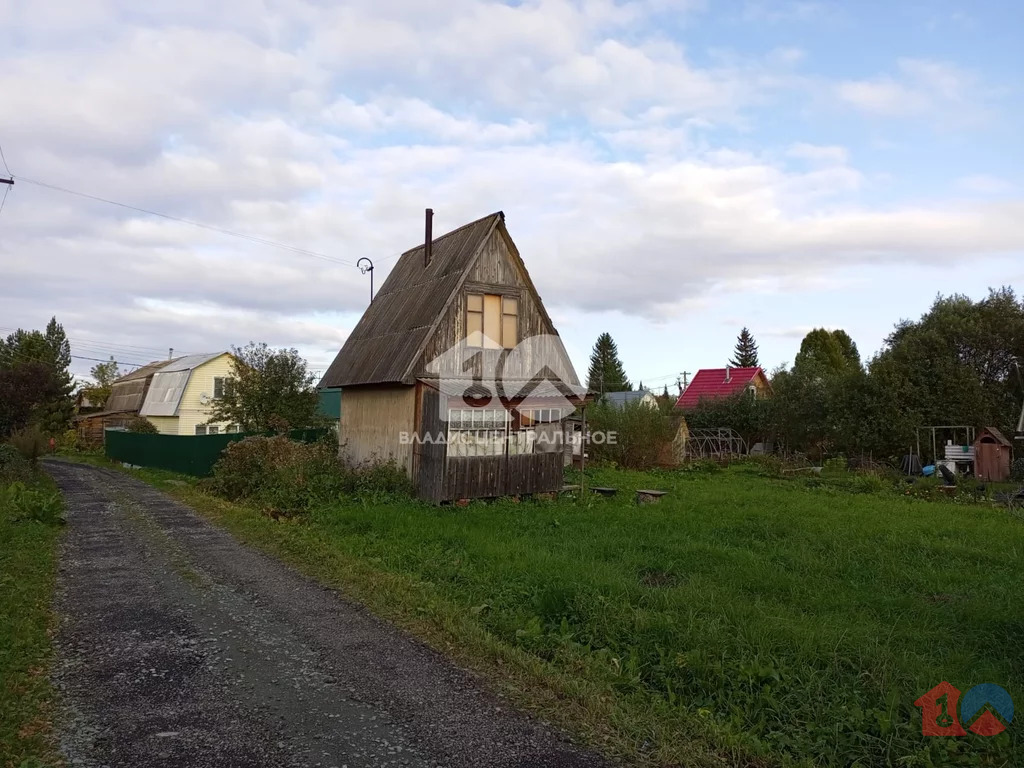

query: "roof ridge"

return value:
[398, 211, 502, 256]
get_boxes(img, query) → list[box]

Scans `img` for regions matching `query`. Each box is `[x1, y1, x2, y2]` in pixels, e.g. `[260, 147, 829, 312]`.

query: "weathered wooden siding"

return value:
[416, 387, 446, 502]
[444, 453, 562, 500]
[338, 386, 416, 475]
[74, 413, 134, 448]
[416, 227, 578, 385]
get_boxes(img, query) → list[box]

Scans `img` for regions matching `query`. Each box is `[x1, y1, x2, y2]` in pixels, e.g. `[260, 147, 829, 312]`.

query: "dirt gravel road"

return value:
[45, 460, 606, 768]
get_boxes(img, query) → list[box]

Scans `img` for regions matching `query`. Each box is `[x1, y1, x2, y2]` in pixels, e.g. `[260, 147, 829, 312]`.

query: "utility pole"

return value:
[0, 178, 12, 186]
[677, 371, 690, 395]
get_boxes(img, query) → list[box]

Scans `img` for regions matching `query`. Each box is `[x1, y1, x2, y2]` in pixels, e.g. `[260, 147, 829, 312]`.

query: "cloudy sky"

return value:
[1, 0, 1022, 392]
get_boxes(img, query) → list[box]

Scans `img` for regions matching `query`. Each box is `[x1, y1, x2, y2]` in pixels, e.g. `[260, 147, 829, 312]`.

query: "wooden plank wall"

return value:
[417, 388, 446, 502]
[443, 452, 562, 501]
[339, 386, 416, 474]
[416, 227, 578, 385]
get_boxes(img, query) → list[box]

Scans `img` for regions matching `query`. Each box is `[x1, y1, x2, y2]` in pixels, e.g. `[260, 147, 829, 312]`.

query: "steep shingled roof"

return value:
[319, 212, 503, 388]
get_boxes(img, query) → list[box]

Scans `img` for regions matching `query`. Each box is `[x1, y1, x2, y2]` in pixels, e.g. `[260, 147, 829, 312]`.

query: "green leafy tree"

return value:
[0, 362, 63, 437]
[81, 356, 122, 408]
[867, 287, 1024, 452]
[729, 327, 760, 367]
[0, 317, 74, 433]
[793, 328, 861, 375]
[586, 333, 632, 394]
[205, 342, 320, 433]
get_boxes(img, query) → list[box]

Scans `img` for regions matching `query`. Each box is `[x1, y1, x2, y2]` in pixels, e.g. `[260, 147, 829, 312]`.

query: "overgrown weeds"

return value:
[0, 459, 61, 766]
[0, 481, 65, 525]
[8, 424, 47, 464]
[587, 400, 680, 469]
[206, 435, 411, 517]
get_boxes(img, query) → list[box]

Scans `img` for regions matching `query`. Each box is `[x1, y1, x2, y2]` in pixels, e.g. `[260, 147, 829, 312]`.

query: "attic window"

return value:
[467, 293, 517, 349]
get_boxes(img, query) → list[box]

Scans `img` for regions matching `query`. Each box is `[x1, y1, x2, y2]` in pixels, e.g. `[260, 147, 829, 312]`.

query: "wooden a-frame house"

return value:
[319, 210, 591, 502]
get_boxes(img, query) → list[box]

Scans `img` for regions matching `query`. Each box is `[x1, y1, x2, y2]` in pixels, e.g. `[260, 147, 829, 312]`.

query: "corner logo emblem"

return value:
[914, 682, 1013, 736]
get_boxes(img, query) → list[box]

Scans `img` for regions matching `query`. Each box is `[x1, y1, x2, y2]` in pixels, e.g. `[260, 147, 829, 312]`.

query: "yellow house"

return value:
[139, 352, 239, 435]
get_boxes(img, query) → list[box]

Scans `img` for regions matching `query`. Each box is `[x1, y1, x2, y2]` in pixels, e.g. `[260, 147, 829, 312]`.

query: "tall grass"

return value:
[139, 461, 1023, 766]
[0, 451, 61, 767]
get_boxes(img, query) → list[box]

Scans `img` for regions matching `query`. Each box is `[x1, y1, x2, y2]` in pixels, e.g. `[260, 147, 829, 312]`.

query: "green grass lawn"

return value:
[107, 460, 1023, 767]
[0, 471, 61, 768]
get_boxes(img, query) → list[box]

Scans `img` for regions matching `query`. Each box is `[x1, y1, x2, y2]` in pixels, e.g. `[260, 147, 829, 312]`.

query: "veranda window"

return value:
[510, 408, 564, 455]
[447, 408, 510, 457]
[446, 407, 565, 457]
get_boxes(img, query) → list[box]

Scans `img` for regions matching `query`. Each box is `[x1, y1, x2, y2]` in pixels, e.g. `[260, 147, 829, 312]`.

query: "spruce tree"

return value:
[0, 316, 75, 433]
[729, 327, 760, 368]
[586, 333, 632, 394]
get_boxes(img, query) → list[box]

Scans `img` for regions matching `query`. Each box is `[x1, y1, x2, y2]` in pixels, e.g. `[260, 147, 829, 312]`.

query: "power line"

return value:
[0, 327, 174, 358]
[0, 346, 150, 370]
[0, 141, 11, 176]
[0, 184, 9, 220]
[13, 175, 359, 268]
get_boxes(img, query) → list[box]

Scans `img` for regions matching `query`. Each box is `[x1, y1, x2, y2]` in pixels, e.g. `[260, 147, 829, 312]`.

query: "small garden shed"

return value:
[974, 427, 1012, 482]
[319, 210, 591, 503]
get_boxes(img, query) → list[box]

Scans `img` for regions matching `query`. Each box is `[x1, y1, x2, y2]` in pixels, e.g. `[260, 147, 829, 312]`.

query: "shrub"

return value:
[0, 443, 31, 483]
[208, 436, 409, 516]
[1, 481, 65, 525]
[349, 459, 414, 502]
[57, 428, 83, 453]
[823, 456, 848, 473]
[127, 416, 158, 434]
[1012, 456, 1024, 482]
[587, 400, 677, 470]
[8, 424, 47, 464]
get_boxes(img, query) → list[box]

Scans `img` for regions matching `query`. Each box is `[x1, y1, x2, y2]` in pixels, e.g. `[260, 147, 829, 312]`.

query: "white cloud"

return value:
[0, 0, 1019, 380]
[836, 58, 986, 122]
[787, 143, 849, 165]
[958, 175, 1016, 195]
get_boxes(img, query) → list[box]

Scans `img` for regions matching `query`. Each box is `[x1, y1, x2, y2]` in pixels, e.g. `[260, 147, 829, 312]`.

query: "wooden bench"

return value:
[636, 489, 668, 504]
[589, 486, 618, 497]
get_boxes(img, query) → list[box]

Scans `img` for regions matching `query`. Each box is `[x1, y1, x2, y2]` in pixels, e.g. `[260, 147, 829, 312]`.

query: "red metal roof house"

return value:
[675, 366, 772, 409]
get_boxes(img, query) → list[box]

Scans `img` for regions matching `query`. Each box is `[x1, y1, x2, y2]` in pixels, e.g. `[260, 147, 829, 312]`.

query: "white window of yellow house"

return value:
[467, 293, 517, 349]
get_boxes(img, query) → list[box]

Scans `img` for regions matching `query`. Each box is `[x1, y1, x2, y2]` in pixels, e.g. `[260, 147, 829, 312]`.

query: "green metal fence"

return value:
[105, 429, 330, 477]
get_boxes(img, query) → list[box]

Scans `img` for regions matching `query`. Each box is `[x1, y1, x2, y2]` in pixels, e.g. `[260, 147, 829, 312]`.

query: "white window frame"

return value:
[195, 425, 208, 436]
[446, 408, 510, 457]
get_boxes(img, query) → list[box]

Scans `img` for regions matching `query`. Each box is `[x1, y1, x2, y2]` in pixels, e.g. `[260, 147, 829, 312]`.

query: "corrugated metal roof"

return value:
[157, 352, 225, 372]
[676, 367, 767, 409]
[111, 358, 179, 383]
[139, 352, 230, 417]
[140, 370, 191, 417]
[319, 213, 502, 388]
[604, 390, 654, 408]
[105, 358, 181, 413]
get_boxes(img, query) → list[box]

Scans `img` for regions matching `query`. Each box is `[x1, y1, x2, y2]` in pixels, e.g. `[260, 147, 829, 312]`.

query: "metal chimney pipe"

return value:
[424, 208, 433, 267]
[724, 365, 731, 383]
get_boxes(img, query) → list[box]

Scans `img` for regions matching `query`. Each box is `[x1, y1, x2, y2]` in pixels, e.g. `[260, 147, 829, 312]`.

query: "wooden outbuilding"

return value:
[319, 210, 592, 503]
[974, 427, 1012, 482]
